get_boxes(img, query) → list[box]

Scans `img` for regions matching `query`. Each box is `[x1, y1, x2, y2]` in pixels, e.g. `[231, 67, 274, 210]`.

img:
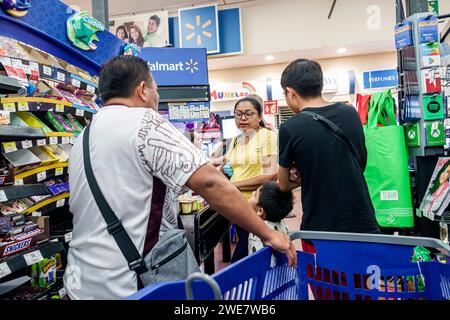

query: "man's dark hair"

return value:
[98, 56, 151, 102]
[280, 59, 323, 98]
[258, 181, 293, 222]
[149, 15, 161, 26]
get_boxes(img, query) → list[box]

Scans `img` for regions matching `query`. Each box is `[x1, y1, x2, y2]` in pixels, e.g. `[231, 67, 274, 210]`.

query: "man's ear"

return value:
[136, 81, 147, 102]
[286, 87, 294, 97]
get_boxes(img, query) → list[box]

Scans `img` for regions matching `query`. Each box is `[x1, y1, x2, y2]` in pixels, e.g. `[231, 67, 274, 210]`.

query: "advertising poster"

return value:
[110, 11, 169, 48]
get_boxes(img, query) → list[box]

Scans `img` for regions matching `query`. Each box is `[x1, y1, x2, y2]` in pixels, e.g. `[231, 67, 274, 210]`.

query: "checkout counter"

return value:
[180, 205, 231, 275]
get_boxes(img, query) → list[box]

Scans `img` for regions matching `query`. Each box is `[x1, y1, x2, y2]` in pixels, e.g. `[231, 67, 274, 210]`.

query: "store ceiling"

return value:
[108, 0, 257, 17]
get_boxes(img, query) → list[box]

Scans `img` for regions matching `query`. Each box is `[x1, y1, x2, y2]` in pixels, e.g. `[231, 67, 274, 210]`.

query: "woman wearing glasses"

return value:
[221, 96, 278, 262]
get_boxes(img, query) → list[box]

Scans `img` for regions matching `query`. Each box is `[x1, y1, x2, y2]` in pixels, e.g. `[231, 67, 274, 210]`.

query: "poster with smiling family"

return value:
[110, 11, 169, 48]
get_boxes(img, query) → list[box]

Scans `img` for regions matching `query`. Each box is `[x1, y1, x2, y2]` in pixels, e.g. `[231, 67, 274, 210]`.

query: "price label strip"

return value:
[18, 101, 29, 111]
[55, 167, 64, 176]
[0, 190, 7, 202]
[56, 104, 65, 113]
[0, 262, 11, 278]
[43, 66, 52, 76]
[3, 142, 17, 153]
[62, 137, 70, 144]
[56, 199, 65, 208]
[23, 251, 44, 266]
[37, 171, 46, 182]
[75, 108, 84, 117]
[32, 211, 42, 217]
[72, 78, 81, 88]
[37, 139, 46, 146]
[2, 102, 16, 112]
[86, 85, 96, 94]
[64, 232, 72, 243]
[49, 137, 58, 145]
[57, 72, 66, 82]
[15, 179, 23, 186]
[21, 140, 32, 149]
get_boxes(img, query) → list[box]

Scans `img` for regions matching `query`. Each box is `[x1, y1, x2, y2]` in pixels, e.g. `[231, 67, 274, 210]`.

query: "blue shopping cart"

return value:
[127, 231, 450, 300]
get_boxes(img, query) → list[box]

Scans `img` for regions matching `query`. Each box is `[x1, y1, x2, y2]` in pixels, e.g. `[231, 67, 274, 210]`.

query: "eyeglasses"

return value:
[235, 111, 256, 119]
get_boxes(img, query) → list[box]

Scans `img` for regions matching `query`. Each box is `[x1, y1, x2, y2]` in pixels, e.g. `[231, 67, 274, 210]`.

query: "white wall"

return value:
[209, 51, 398, 112]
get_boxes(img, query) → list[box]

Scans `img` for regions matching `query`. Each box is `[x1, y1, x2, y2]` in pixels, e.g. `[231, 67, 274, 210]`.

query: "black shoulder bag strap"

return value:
[82, 125, 148, 274]
[302, 111, 363, 171]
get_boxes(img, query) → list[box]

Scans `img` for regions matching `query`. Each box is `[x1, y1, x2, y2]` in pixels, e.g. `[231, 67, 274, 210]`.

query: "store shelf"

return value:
[0, 125, 46, 142]
[1, 135, 73, 154]
[0, 75, 22, 94]
[24, 193, 70, 215]
[0, 98, 96, 119]
[0, 241, 65, 280]
[0, 56, 98, 94]
[0, 184, 49, 203]
[14, 163, 68, 185]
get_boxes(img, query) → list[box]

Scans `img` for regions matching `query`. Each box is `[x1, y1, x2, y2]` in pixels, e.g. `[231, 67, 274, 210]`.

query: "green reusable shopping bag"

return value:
[363, 90, 414, 227]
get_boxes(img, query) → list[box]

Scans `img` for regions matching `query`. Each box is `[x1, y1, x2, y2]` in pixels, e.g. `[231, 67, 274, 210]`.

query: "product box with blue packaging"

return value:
[395, 21, 413, 50]
[418, 15, 439, 43]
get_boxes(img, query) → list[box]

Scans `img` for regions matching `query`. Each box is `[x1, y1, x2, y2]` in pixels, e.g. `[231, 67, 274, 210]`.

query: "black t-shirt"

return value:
[279, 103, 380, 233]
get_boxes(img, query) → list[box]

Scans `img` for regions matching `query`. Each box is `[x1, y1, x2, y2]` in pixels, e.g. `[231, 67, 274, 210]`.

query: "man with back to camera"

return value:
[277, 59, 380, 235]
[63, 56, 296, 300]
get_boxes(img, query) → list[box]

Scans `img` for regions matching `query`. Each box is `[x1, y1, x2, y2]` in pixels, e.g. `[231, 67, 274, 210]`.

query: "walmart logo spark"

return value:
[184, 15, 213, 46]
[185, 59, 199, 74]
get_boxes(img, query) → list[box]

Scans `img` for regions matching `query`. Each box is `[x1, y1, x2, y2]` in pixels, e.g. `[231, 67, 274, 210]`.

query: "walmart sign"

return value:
[139, 48, 208, 86]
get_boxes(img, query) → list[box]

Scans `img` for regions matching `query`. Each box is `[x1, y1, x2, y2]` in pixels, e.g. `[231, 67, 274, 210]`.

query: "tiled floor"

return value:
[205, 189, 303, 273]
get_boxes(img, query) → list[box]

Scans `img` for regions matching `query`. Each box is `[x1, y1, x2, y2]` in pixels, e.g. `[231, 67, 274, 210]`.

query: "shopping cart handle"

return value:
[185, 272, 222, 300]
[289, 231, 450, 256]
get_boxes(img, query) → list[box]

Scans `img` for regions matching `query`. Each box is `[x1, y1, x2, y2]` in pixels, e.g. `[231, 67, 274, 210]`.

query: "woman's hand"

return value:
[289, 166, 301, 184]
[262, 230, 297, 268]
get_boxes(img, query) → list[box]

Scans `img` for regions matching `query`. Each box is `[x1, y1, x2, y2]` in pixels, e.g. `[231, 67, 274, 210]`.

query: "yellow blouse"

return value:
[225, 127, 278, 199]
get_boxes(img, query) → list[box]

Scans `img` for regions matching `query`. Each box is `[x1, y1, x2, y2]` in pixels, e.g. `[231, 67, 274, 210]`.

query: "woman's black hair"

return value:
[234, 97, 265, 128]
[430, 160, 450, 194]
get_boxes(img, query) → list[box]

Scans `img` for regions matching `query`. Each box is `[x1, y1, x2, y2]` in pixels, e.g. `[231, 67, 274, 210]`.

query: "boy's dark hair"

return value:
[99, 56, 152, 102]
[149, 15, 161, 26]
[258, 181, 293, 222]
[280, 59, 323, 98]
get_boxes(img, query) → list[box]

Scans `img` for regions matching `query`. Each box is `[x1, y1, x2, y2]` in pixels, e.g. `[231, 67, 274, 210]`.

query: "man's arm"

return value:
[278, 165, 301, 193]
[186, 164, 297, 267]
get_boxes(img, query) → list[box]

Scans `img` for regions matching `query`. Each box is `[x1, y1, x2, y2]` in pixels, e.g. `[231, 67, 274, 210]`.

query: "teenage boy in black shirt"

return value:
[277, 59, 380, 234]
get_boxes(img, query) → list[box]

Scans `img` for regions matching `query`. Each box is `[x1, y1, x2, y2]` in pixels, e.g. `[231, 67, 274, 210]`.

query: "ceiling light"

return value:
[337, 47, 347, 54]
[265, 55, 274, 61]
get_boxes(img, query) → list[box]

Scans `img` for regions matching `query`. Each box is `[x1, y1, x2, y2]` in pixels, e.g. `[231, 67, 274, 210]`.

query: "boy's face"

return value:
[249, 187, 264, 219]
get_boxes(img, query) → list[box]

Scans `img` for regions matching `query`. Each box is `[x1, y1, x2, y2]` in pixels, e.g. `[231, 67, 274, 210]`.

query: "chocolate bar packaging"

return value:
[0, 216, 50, 259]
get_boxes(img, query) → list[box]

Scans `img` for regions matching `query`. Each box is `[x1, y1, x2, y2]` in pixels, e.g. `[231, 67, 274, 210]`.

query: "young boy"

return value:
[248, 181, 294, 254]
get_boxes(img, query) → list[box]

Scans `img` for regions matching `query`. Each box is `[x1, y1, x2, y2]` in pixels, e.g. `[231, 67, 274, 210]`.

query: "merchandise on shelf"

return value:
[0, 216, 50, 258]
[31, 256, 57, 288]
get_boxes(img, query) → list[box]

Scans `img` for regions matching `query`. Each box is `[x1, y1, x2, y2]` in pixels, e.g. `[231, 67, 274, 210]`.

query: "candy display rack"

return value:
[0, 0, 123, 299]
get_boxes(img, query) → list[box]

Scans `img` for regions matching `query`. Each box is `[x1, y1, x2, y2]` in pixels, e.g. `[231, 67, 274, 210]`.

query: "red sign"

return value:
[264, 100, 278, 115]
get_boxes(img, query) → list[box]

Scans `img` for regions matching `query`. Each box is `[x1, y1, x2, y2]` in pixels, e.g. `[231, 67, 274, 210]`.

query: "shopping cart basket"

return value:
[127, 231, 450, 300]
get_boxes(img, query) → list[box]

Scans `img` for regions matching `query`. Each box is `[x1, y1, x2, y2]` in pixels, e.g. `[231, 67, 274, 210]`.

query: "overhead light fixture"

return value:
[265, 55, 274, 61]
[337, 47, 347, 54]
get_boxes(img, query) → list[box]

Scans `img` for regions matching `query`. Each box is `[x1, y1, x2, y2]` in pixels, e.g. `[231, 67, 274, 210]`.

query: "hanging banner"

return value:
[179, 4, 220, 54]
